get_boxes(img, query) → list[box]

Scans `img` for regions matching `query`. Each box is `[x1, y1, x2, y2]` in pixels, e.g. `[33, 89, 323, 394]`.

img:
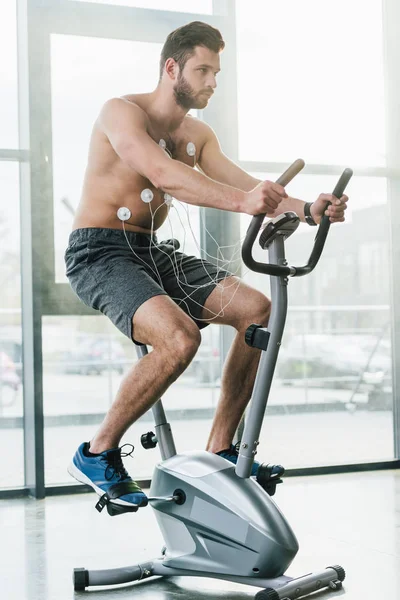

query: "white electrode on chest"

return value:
[164, 193, 173, 206]
[159, 138, 167, 150]
[140, 188, 154, 203]
[186, 142, 196, 157]
[117, 207, 132, 221]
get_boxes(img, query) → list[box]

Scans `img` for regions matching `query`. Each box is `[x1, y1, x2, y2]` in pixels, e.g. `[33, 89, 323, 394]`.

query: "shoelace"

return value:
[217, 443, 240, 457]
[101, 444, 135, 481]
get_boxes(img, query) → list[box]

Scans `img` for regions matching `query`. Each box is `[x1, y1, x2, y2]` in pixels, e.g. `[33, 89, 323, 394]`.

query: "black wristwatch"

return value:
[304, 202, 318, 226]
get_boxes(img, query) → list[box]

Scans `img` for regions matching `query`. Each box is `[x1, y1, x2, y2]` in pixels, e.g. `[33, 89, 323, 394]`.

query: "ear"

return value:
[164, 58, 179, 81]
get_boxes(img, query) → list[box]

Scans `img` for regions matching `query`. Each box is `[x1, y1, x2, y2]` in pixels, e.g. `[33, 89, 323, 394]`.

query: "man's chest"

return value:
[162, 136, 199, 167]
[148, 121, 204, 168]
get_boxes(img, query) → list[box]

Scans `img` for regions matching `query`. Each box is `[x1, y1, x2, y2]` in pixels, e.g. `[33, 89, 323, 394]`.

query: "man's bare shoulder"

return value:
[183, 114, 216, 144]
[99, 95, 150, 127]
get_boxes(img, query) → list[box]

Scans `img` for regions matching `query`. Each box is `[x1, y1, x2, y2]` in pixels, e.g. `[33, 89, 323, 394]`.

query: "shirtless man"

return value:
[66, 21, 348, 510]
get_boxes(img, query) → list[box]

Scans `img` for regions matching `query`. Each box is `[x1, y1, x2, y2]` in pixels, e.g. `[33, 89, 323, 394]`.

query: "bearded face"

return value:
[173, 70, 213, 110]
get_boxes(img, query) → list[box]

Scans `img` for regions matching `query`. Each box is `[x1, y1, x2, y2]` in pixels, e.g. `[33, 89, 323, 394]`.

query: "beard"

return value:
[173, 73, 209, 110]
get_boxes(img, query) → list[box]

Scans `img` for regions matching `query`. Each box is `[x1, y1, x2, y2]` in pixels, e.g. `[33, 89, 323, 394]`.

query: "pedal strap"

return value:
[95, 480, 147, 513]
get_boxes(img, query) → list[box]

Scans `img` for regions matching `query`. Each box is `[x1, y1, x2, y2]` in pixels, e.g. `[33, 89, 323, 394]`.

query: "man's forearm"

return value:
[246, 177, 308, 221]
[277, 196, 307, 222]
[155, 161, 307, 218]
[155, 160, 246, 212]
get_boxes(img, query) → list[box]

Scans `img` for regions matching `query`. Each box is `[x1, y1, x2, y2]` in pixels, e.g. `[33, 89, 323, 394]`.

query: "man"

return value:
[65, 21, 348, 510]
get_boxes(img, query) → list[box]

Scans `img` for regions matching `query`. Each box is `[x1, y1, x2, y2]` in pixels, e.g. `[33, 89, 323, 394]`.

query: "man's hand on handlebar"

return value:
[245, 181, 288, 216]
[310, 193, 349, 225]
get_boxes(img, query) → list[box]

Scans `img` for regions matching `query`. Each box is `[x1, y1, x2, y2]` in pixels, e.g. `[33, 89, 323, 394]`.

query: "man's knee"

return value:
[169, 325, 201, 372]
[235, 292, 271, 330]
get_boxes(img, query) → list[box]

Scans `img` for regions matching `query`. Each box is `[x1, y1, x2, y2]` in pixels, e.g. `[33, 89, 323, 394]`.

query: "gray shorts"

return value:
[64, 228, 232, 343]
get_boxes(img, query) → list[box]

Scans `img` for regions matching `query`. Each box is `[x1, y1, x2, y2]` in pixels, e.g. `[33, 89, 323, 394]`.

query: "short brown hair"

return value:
[159, 21, 225, 79]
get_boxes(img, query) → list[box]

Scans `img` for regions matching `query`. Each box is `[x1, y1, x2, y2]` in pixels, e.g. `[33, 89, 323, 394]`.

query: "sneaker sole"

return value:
[67, 461, 145, 507]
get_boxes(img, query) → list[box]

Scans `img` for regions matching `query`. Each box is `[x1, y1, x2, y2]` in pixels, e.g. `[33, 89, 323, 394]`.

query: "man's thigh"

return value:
[201, 276, 271, 328]
[132, 294, 200, 347]
[159, 248, 233, 330]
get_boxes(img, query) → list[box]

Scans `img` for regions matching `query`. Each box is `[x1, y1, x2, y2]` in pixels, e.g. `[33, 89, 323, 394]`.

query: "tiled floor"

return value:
[1, 469, 399, 599]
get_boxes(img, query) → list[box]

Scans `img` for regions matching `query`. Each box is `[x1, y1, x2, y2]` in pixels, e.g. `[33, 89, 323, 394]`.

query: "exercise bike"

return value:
[73, 159, 353, 600]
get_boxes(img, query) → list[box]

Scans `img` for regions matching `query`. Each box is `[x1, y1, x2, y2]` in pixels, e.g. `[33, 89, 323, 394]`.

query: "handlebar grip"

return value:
[245, 159, 305, 244]
[275, 158, 306, 187]
[318, 167, 353, 230]
[332, 167, 353, 202]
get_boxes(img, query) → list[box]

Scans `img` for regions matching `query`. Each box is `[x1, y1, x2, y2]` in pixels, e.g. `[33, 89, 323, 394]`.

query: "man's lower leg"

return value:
[206, 328, 262, 454]
[89, 349, 187, 453]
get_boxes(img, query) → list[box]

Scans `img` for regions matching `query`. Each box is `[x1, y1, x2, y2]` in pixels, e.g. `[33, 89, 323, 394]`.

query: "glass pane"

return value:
[236, 0, 385, 167]
[240, 173, 393, 467]
[44, 317, 221, 484]
[51, 34, 200, 282]
[0, 1, 18, 148]
[51, 35, 163, 282]
[68, 0, 212, 12]
[0, 163, 23, 488]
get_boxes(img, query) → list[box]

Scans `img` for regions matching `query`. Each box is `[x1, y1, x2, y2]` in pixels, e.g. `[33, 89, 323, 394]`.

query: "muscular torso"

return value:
[72, 94, 206, 234]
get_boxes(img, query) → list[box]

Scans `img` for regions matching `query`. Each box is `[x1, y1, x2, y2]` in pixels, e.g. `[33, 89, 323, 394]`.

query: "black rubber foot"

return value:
[254, 588, 279, 600]
[327, 564, 346, 582]
[73, 568, 88, 591]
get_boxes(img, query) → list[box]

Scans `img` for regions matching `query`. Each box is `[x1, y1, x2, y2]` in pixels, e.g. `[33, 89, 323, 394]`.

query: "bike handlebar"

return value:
[241, 161, 353, 277]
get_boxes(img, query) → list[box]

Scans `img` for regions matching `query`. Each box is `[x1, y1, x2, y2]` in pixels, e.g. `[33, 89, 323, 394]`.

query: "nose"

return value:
[207, 74, 217, 90]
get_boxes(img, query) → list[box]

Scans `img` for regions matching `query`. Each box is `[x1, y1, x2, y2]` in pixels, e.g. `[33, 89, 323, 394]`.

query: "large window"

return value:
[236, 0, 385, 167]
[236, 0, 393, 468]
[1, 0, 399, 496]
[240, 173, 392, 466]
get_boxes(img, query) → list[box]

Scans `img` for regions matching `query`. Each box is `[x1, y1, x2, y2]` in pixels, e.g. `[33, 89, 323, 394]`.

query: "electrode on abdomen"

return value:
[117, 207, 132, 221]
[140, 189, 154, 203]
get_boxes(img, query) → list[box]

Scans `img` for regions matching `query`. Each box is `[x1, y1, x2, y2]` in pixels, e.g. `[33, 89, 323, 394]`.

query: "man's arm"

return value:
[99, 98, 245, 213]
[197, 120, 309, 222]
[99, 99, 286, 216]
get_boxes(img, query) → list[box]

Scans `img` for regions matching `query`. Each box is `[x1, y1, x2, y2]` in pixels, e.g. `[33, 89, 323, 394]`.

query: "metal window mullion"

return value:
[237, 161, 394, 178]
[0, 149, 29, 161]
[18, 0, 45, 499]
[199, 3, 239, 364]
[33, 0, 224, 41]
[383, 0, 400, 459]
[212, 0, 230, 16]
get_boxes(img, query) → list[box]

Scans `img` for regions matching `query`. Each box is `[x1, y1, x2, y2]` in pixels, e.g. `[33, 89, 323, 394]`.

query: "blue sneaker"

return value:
[67, 442, 148, 509]
[216, 444, 284, 478]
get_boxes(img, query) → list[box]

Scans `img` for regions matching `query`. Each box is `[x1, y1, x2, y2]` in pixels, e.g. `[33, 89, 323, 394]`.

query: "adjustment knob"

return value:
[245, 323, 262, 347]
[141, 431, 157, 449]
[245, 324, 270, 350]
